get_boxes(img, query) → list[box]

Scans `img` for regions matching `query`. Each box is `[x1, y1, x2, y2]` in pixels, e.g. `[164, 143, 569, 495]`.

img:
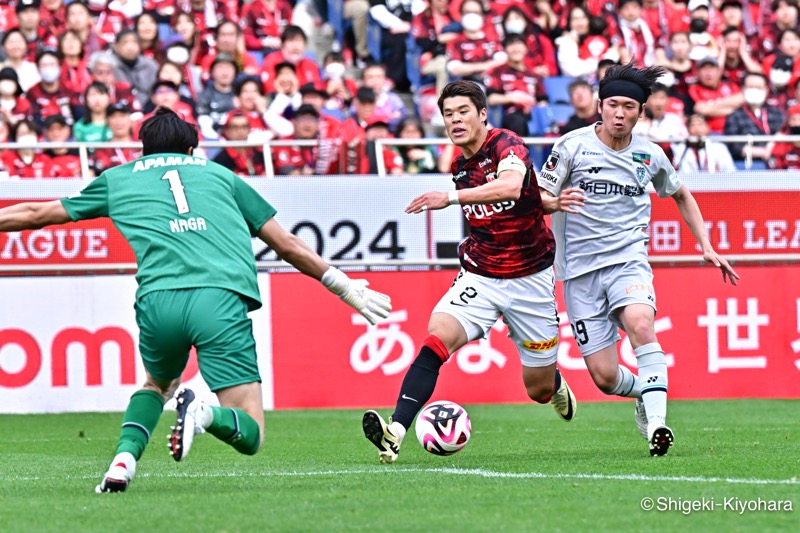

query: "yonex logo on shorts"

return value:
[522, 337, 559, 351]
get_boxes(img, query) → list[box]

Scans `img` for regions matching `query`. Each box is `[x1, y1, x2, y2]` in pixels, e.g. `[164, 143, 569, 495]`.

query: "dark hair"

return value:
[65, 0, 90, 18]
[437, 80, 487, 125]
[721, 25, 741, 37]
[778, 27, 800, 44]
[743, 71, 769, 84]
[57, 29, 85, 60]
[361, 63, 386, 79]
[772, 0, 799, 12]
[599, 61, 666, 109]
[83, 80, 110, 118]
[568, 79, 592, 96]
[460, 0, 484, 14]
[36, 48, 59, 65]
[281, 25, 307, 43]
[115, 28, 139, 44]
[274, 61, 297, 76]
[1, 28, 25, 49]
[500, 6, 531, 33]
[134, 11, 160, 47]
[651, 83, 669, 95]
[324, 51, 345, 65]
[138, 107, 199, 156]
[215, 19, 240, 38]
[669, 31, 690, 42]
[394, 115, 425, 138]
[502, 32, 527, 48]
[234, 75, 263, 96]
[11, 118, 40, 141]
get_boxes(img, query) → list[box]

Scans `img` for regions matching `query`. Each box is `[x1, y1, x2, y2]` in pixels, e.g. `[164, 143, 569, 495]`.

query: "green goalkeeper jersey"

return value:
[61, 153, 275, 310]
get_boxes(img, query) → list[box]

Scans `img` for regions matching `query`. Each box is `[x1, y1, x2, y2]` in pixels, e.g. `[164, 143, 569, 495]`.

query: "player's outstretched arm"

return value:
[538, 187, 586, 215]
[671, 185, 740, 286]
[257, 218, 392, 324]
[0, 200, 72, 232]
[405, 170, 526, 214]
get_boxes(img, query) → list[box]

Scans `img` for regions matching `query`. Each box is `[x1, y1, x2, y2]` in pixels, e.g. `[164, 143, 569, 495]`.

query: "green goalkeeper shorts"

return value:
[135, 288, 260, 392]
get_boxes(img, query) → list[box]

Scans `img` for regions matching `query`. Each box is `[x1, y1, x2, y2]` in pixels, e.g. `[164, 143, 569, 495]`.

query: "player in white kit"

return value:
[537, 63, 739, 456]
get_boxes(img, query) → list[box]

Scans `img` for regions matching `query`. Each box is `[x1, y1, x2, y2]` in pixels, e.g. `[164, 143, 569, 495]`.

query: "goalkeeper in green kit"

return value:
[0, 107, 392, 493]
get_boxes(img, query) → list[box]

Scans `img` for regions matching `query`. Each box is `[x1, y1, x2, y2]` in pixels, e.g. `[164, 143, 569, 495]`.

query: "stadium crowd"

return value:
[1, 0, 800, 179]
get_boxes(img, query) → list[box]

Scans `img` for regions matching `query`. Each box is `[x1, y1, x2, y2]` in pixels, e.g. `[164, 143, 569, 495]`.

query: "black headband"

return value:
[599, 80, 648, 104]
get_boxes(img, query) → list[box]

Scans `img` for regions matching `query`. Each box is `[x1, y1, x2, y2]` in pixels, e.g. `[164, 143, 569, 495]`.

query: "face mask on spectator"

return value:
[0, 98, 14, 111]
[789, 126, 800, 135]
[0, 80, 17, 96]
[39, 67, 61, 84]
[689, 19, 708, 34]
[743, 88, 767, 106]
[87, 0, 108, 7]
[325, 62, 346, 81]
[461, 13, 484, 32]
[17, 134, 38, 147]
[166, 47, 190, 65]
[770, 69, 792, 87]
[504, 19, 526, 35]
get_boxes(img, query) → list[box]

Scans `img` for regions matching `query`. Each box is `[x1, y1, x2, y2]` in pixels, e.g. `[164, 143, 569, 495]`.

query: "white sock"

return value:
[389, 421, 406, 443]
[609, 365, 641, 398]
[198, 402, 213, 430]
[111, 451, 136, 476]
[636, 343, 668, 426]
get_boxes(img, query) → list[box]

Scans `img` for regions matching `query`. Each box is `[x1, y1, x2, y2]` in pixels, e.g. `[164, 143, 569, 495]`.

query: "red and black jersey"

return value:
[39, 4, 67, 37]
[22, 26, 57, 62]
[770, 143, 800, 170]
[484, 64, 546, 114]
[91, 146, 142, 174]
[27, 82, 79, 125]
[240, 0, 293, 51]
[107, 81, 142, 113]
[2, 151, 59, 178]
[688, 81, 740, 133]
[446, 35, 500, 65]
[1, 96, 33, 124]
[46, 149, 83, 178]
[450, 128, 555, 279]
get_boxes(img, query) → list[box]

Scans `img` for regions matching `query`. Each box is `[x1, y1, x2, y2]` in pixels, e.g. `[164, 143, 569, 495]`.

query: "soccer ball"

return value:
[415, 400, 471, 456]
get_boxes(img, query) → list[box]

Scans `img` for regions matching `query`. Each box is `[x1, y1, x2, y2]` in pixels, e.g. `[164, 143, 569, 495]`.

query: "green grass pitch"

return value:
[1, 400, 798, 532]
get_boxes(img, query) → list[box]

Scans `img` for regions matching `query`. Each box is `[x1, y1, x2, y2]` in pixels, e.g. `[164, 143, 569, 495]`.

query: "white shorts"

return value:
[564, 259, 657, 356]
[432, 268, 559, 367]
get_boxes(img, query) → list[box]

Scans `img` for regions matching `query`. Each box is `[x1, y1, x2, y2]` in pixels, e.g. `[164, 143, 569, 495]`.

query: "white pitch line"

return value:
[4, 467, 798, 486]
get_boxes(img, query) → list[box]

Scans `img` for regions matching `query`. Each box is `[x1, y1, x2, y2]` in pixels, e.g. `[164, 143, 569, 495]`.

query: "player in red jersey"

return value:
[361, 80, 577, 464]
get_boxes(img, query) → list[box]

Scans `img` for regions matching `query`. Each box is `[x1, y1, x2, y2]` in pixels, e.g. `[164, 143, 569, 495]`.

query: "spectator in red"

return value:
[759, 0, 799, 60]
[173, 0, 221, 37]
[338, 87, 377, 173]
[172, 10, 208, 66]
[617, 0, 657, 67]
[88, 51, 142, 115]
[91, 0, 130, 45]
[0, 29, 41, 91]
[28, 48, 80, 126]
[2, 118, 58, 178]
[271, 104, 338, 175]
[712, 0, 756, 38]
[320, 51, 358, 116]
[39, 0, 66, 37]
[240, 0, 292, 53]
[560, 79, 601, 134]
[65, 0, 107, 57]
[200, 19, 259, 80]
[763, 29, 800, 90]
[111, 29, 159, 109]
[392, 115, 438, 174]
[159, 45, 203, 103]
[135, 11, 164, 63]
[485, 33, 546, 136]
[499, 6, 556, 77]
[58, 29, 93, 95]
[91, 102, 141, 173]
[299, 82, 341, 138]
[554, 5, 618, 80]
[212, 110, 266, 176]
[42, 114, 82, 178]
[260, 25, 321, 94]
[134, 80, 198, 140]
[687, 1, 720, 62]
[0, 67, 32, 128]
[720, 26, 763, 85]
[412, 0, 459, 94]
[689, 56, 744, 133]
[359, 63, 408, 130]
[0, 1, 18, 32]
[266, 61, 301, 122]
[231, 74, 293, 142]
[656, 31, 696, 110]
[360, 115, 404, 175]
[14, 0, 54, 62]
[143, 0, 177, 21]
[446, 0, 505, 84]
[724, 72, 785, 163]
[770, 104, 800, 169]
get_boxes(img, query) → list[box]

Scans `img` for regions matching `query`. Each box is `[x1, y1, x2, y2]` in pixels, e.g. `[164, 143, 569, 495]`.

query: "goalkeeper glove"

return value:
[321, 267, 392, 325]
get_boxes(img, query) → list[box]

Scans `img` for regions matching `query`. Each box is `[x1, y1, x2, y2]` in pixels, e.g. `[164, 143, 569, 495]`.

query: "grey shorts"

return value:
[564, 259, 657, 356]
[432, 267, 559, 367]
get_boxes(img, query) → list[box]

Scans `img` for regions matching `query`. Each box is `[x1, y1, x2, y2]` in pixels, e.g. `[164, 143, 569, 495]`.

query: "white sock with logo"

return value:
[389, 421, 406, 443]
[609, 365, 641, 398]
[636, 343, 668, 426]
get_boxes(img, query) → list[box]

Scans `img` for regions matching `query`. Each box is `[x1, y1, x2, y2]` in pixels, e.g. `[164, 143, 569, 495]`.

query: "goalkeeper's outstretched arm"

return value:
[0, 200, 72, 232]
[257, 218, 392, 324]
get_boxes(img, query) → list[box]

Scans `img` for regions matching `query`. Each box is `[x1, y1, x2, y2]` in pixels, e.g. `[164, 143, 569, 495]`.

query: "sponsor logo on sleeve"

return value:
[632, 152, 651, 165]
[544, 151, 560, 171]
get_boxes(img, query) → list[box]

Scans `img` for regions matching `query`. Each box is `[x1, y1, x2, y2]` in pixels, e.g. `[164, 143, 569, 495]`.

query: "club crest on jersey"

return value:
[544, 151, 560, 171]
[635, 166, 646, 184]
[632, 152, 651, 165]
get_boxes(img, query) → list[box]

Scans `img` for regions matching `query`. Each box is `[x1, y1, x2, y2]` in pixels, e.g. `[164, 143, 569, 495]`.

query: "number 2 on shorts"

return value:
[162, 169, 190, 214]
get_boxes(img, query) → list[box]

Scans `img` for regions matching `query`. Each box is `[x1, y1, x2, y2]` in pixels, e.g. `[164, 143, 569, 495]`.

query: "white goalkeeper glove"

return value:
[321, 267, 392, 325]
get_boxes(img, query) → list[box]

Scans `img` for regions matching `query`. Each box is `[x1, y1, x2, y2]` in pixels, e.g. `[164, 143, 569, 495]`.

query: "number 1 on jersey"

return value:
[162, 169, 190, 214]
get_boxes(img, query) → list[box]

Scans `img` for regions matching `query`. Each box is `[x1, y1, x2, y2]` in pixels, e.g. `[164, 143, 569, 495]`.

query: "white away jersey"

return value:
[537, 124, 682, 281]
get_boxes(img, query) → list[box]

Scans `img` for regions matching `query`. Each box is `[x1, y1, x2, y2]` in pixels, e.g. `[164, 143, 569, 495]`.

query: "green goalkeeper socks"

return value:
[207, 406, 261, 455]
[115, 389, 166, 460]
